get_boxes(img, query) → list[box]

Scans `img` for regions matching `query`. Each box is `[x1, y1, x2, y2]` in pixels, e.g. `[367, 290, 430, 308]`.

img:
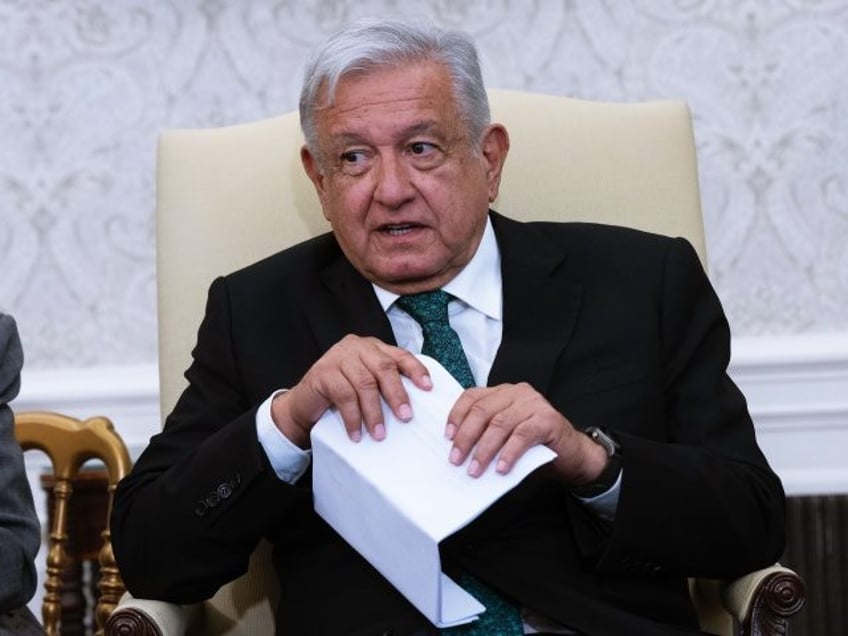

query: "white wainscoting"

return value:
[729, 333, 848, 497]
[16, 363, 162, 458]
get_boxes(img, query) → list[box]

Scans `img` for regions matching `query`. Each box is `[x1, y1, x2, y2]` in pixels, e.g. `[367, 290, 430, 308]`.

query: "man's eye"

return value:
[341, 150, 365, 163]
[409, 142, 436, 155]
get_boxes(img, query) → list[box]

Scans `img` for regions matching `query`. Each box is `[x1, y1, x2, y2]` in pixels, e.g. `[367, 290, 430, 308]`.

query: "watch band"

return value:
[585, 426, 620, 456]
[569, 427, 622, 499]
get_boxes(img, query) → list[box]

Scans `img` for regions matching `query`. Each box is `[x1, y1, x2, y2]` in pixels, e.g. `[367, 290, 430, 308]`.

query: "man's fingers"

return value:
[447, 383, 561, 477]
[488, 416, 542, 474]
[371, 347, 432, 424]
[448, 387, 514, 473]
[395, 351, 434, 391]
[294, 336, 433, 442]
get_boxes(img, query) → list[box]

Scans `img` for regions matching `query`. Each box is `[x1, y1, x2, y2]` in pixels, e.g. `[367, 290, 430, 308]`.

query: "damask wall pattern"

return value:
[1, 0, 847, 369]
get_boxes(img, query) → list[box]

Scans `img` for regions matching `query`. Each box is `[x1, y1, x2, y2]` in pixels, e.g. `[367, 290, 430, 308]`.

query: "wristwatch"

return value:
[570, 426, 622, 499]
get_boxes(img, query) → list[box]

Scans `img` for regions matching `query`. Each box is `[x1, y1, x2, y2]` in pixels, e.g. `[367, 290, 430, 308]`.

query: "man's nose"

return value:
[373, 154, 415, 207]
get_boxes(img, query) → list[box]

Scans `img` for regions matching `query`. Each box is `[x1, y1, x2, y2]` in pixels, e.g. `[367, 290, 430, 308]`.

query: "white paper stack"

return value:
[311, 355, 556, 628]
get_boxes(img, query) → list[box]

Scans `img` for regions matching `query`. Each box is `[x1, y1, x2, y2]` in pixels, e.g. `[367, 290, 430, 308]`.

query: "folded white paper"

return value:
[311, 355, 556, 627]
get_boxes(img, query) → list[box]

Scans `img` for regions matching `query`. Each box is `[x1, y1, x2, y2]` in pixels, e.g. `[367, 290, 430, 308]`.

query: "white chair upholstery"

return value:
[107, 90, 803, 636]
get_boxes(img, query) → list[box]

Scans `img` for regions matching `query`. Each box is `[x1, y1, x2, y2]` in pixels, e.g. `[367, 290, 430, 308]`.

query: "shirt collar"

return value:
[372, 216, 502, 320]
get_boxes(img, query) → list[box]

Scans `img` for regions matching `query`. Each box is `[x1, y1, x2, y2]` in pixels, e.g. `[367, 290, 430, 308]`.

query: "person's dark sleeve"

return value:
[0, 314, 41, 612]
[111, 278, 307, 603]
[598, 238, 786, 579]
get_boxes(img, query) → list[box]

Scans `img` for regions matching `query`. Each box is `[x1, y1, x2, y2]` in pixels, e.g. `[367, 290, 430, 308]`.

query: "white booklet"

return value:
[311, 355, 556, 628]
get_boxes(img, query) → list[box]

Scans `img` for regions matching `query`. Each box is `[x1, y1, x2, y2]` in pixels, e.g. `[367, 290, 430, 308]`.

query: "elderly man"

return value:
[0, 314, 44, 635]
[112, 18, 785, 636]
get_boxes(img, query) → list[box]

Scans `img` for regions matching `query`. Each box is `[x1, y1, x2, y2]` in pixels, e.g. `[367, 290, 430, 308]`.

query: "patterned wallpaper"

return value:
[1, 0, 847, 369]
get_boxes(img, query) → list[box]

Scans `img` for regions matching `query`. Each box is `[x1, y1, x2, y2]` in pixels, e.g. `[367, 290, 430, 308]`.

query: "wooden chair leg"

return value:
[95, 526, 126, 635]
[42, 477, 71, 636]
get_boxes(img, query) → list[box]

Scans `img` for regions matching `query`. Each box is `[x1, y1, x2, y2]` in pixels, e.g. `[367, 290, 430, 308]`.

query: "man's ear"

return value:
[301, 145, 326, 203]
[480, 124, 510, 203]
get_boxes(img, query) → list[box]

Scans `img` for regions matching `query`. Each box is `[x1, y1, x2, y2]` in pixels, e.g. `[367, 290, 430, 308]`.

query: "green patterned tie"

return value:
[395, 290, 525, 636]
[395, 290, 475, 389]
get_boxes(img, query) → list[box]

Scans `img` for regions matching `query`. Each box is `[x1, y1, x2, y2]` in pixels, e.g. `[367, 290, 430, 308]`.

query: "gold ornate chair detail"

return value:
[15, 411, 132, 636]
[105, 89, 805, 635]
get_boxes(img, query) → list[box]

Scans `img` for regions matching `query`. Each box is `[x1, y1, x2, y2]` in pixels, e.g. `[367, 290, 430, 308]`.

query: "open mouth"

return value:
[381, 223, 421, 236]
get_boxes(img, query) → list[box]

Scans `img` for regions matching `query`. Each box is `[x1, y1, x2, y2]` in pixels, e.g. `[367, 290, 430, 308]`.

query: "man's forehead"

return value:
[315, 85, 459, 141]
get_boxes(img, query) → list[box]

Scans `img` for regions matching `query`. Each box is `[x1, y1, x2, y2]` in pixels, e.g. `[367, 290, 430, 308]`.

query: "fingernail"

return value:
[421, 374, 433, 389]
[444, 423, 456, 440]
[373, 423, 386, 440]
[468, 459, 481, 477]
[496, 459, 508, 474]
[449, 447, 462, 465]
[398, 404, 412, 421]
[349, 429, 362, 443]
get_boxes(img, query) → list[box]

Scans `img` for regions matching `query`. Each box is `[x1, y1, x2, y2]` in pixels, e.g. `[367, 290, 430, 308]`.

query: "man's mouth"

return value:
[381, 223, 420, 236]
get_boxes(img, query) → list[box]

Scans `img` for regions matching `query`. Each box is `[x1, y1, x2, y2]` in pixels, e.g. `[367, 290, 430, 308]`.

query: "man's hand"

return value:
[271, 335, 433, 448]
[446, 382, 608, 484]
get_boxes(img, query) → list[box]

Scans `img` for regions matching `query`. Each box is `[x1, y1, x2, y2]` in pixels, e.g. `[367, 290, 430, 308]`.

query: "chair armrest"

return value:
[104, 592, 195, 636]
[723, 564, 806, 636]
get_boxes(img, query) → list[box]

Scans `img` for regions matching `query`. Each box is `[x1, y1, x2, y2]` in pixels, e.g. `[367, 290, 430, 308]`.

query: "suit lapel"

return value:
[488, 213, 583, 394]
[304, 250, 396, 352]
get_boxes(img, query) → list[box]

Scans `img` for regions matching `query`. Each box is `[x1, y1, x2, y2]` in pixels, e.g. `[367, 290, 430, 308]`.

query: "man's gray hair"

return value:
[299, 18, 490, 155]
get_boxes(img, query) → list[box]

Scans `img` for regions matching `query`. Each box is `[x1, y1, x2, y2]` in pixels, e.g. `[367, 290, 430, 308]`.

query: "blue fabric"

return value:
[396, 291, 523, 636]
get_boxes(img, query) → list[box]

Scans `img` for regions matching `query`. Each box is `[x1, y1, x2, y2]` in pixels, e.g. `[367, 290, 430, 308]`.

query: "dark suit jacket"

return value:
[0, 314, 43, 634]
[112, 213, 785, 636]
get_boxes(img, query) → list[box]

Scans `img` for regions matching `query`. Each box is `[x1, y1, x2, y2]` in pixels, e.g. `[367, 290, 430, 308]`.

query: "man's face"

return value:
[301, 61, 508, 294]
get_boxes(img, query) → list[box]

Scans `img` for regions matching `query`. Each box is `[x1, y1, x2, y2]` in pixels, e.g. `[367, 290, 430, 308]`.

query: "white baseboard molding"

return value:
[16, 363, 162, 458]
[14, 331, 848, 495]
[729, 332, 848, 496]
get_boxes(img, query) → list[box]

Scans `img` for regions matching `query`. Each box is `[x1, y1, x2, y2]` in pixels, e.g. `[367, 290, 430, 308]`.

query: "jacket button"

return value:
[217, 483, 233, 499]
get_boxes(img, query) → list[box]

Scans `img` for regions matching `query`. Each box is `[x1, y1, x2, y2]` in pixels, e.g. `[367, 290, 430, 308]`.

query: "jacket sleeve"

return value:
[0, 314, 41, 612]
[111, 277, 308, 603]
[598, 238, 786, 579]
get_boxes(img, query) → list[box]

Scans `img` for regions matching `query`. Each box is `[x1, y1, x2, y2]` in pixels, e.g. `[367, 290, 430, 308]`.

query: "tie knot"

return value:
[395, 290, 451, 326]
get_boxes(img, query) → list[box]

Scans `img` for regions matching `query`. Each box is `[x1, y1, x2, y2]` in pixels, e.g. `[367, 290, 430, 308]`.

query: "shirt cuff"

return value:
[255, 390, 312, 483]
[574, 469, 622, 522]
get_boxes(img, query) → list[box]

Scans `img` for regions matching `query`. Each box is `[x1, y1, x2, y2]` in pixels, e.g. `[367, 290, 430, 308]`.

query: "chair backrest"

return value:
[15, 410, 132, 636]
[156, 88, 705, 419]
[155, 89, 708, 634]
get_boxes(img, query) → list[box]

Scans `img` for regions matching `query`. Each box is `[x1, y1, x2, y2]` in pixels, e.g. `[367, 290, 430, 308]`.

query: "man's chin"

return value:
[370, 267, 456, 295]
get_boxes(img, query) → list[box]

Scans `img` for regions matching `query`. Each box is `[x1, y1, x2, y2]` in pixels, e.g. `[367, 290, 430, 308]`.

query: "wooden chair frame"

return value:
[16, 411, 132, 636]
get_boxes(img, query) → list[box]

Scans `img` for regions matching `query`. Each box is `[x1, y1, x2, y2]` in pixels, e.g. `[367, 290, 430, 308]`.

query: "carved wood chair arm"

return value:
[104, 593, 195, 636]
[724, 565, 807, 636]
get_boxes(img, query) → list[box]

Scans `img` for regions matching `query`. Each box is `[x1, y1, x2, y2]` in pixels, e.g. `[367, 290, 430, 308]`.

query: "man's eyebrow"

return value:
[329, 133, 368, 147]
[327, 121, 445, 148]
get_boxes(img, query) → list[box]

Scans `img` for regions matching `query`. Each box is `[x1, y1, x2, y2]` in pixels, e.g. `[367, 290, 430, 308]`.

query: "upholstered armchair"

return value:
[105, 90, 805, 636]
